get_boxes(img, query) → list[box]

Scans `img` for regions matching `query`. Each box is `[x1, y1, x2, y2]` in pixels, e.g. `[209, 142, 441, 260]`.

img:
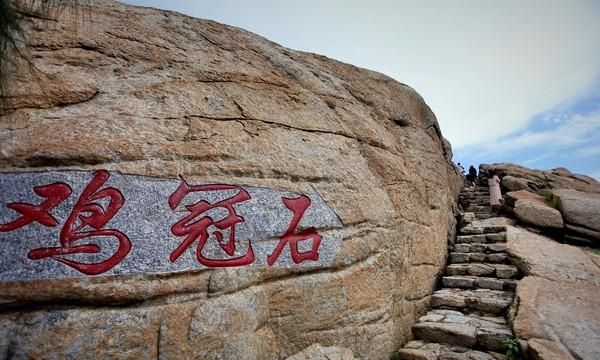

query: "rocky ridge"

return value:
[0, 1, 461, 359]
[481, 163, 600, 244]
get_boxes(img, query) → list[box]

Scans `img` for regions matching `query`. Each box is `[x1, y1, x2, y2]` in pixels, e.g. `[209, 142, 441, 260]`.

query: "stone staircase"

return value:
[396, 184, 521, 360]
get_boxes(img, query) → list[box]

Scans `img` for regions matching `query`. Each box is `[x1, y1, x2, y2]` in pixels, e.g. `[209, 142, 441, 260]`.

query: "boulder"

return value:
[552, 189, 600, 235]
[501, 175, 529, 191]
[480, 163, 600, 194]
[504, 190, 546, 208]
[506, 226, 600, 360]
[513, 199, 563, 229]
[506, 226, 600, 285]
[514, 277, 600, 360]
[0, 1, 461, 359]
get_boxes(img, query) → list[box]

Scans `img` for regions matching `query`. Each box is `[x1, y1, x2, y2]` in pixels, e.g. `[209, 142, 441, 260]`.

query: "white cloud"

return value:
[576, 145, 600, 157]
[473, 111, 600, 156]
[522, 153, 553, 165]
[125, 0, 600, 148]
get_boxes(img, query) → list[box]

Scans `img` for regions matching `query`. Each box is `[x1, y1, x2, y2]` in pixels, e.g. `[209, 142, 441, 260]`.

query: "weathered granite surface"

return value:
[485, 164, 600, 243]
[506, 226, 600, 360]
[480, 163, 600, 194]
[552, 189, 600, 238]
[0, 1, 461, 359]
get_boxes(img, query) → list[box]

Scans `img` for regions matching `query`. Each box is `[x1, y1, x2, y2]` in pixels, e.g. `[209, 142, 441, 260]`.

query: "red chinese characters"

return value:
[0, 170, 131, 275]
[1, 170, 326, 275]
[267, 195, 322, 266]
[0, 182, 71, 231]
[168, 176, 255, 267]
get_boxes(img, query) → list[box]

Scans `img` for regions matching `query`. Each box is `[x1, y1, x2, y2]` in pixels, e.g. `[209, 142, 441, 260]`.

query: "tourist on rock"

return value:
[457, 162, 465, 173]
[488, 170, 502, 209]
[466, 165, 477, 185]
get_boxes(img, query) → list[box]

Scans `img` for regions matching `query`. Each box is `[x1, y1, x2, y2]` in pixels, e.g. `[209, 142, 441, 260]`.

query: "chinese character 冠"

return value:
[168, 176, 254, 267]
[267, 195, 322, 266]
[23, 170, 131, 275]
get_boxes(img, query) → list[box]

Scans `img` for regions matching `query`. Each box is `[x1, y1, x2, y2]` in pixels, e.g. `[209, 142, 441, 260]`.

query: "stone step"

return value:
[474, 213, 495, 220]
[442, 275, 517, 291]
[411, 309, 513, 352]
[396, 340, 505, 360]
[431, 288, 513, 315]
[452, 242, 508, 254]
[446, 263, 519, 279]
[456, 233, 507, 244]
[460, 226, 506, 235]
[449, 252, 509, 264]
[463, 201, 492, 208]
[466, 205, 492, 212]
[460, 192, 489, 197]
[460, 194, 490, 199]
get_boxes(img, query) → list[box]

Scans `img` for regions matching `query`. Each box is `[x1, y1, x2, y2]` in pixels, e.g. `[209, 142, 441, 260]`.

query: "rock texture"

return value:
[506, 226, 600, 360]
[285, 343, 356, 360]
[500, 175, 529, 192]
[513, 199, 563, 229]
[0, 1, 461, 359]
[480, 163, 600, 194]
[483, 164, 600, 243]
[552, 189, 600, 241]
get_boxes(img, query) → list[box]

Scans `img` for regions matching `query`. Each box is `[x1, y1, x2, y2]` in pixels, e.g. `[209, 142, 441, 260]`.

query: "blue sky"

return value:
[123, 0, 600, 179]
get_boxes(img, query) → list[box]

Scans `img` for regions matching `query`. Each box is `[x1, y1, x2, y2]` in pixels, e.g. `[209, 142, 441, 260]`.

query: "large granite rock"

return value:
[501, 175, 529, 192]
[514, 277, 600, 360]
[0, 1, 461, 359]
[502, 173, 600, 243]
[506, 226, 600, 359]
[504, 190, 546, 208]
[514, 199, 563, 229]
[480, 163, 600, 193]
[552, 189, 600, 241]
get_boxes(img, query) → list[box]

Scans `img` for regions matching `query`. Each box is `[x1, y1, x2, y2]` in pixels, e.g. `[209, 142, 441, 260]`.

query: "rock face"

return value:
[513, 199, 563, 229]
[0, 1, 461, 359]
[286, 343, 356, 360]
[506, 226, 600, 360]
[552, 189, 600, 241]
[501, 175, 529, 192]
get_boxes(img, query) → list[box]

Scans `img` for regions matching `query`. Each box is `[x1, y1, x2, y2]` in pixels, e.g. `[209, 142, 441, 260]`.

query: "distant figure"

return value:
[466, 165, 477, 184]
[488, 170, 502, 207]
[457, 162, 465, 173]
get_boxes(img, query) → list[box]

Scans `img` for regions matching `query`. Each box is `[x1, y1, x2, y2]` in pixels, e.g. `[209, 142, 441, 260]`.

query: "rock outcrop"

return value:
[506, 226, 600, 360]
[481, 163, 600, 244]
[513, 199, 563, 229]
[0, 1, 461, 359]
[552, 189, 600, 241]
[480, 163, 600, 194]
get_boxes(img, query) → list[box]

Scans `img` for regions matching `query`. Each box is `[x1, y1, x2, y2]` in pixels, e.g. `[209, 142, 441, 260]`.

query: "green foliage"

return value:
[0, 0, 85, 113]
[502, 337, 521, 360]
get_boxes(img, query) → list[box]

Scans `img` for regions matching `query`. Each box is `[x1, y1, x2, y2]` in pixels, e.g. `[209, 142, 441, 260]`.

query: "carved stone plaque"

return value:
[0, 170, 343, 281]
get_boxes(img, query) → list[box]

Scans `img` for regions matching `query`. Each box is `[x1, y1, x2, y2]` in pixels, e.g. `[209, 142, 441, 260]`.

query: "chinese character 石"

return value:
[168, 176, 254, 267]
[267, 195, 322, 266]
[1, 170, 131, 275]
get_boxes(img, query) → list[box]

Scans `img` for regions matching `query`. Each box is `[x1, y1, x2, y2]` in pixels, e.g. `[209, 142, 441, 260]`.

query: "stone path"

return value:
[396, 184, 521, 360]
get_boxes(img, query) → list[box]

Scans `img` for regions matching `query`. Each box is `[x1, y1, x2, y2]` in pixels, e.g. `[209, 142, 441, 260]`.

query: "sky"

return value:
[124, 0, 600, 179]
